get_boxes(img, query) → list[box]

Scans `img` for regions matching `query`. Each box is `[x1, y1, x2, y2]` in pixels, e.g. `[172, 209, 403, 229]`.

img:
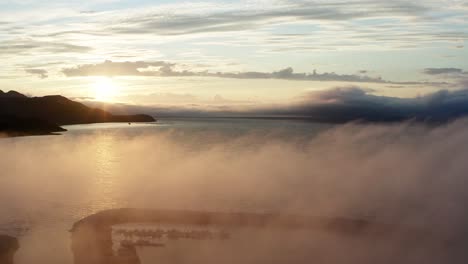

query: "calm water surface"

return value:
[0, 118, 330, 264]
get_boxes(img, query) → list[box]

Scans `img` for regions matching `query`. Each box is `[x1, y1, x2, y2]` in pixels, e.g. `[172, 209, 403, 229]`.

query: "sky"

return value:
[1, 0, 468, 110]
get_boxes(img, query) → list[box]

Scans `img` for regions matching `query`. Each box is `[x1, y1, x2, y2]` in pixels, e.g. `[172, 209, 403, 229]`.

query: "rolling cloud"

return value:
[5, 120, 468, 263]
[265, 87, 468, 123]
[94, 87, 468, 124]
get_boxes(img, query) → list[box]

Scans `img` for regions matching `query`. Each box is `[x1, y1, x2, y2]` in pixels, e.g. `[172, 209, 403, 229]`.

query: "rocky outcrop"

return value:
[0, 91, 155, 125]
[0, 115, 67, 137]
[0, 90, 155, 136]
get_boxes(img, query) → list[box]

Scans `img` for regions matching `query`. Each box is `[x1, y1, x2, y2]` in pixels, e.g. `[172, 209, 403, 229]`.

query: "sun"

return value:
[92, 77, 119, 102]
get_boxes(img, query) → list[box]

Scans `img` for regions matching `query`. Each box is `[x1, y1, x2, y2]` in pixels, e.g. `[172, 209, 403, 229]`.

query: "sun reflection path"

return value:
[86, 135, 127, 215]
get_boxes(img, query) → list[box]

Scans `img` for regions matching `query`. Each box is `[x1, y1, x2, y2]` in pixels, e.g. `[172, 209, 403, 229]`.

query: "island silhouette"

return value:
[0, 90, 155, 136]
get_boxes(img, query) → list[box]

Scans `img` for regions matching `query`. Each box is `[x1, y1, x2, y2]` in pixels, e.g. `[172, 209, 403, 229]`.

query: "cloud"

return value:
[198, 67, 389, 83]
[25, 69, 48, 79]
[63, 61, 451, 88]
[6, 120, 468, 262]
[62, 60, 409, 84]
[0, 0, 466, 65]
[1, 1, 466, 87]
[99, 87, 468, 123]
[16, 0, 465, 54]
[423, 68, 468, 87]
[259, 87, 468, 123]
[106, 1, 430, 36]
[0, 39, 92, 56]
[424, 68, 464, 75]
[62, 60, 173, 77]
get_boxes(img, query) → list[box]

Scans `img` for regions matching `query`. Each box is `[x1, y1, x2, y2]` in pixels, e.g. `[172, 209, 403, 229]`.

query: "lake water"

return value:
[0, 118, 331, 264]
[3, 118, 468, 263]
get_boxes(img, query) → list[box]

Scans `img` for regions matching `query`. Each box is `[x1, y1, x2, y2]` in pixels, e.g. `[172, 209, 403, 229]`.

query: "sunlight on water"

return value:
[91, 135, 122, 210]
[0, 119, 330, 264]
[3, 119, 468, 263]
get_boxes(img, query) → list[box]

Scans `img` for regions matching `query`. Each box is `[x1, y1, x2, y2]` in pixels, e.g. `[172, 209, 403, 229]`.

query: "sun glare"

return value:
[92, 78, 119, 102]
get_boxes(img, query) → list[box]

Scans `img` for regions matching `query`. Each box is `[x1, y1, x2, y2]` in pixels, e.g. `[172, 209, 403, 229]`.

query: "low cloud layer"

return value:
[96, 87, 468, 124]
[4, 121, 468, 263]
[264, 87, 468, 123]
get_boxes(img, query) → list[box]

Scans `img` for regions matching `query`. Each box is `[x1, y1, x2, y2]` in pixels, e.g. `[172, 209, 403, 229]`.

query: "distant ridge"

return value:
[0, 90, 27, 99]
[0, 90, 155, 136]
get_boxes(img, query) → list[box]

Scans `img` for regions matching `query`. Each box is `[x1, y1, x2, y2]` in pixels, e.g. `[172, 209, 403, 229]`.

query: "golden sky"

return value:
[1, 0, 467, 108]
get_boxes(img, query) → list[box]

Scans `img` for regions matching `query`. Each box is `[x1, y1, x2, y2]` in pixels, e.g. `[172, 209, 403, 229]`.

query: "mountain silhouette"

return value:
[0, 90, 155, 136]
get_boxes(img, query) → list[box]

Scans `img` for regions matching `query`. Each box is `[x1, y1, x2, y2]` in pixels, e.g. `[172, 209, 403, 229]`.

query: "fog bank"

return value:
[1, 120, 468, 263]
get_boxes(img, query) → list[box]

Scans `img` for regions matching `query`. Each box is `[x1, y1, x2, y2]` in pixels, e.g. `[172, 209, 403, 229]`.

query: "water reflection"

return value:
[6, 119, 468, 263]
[0, 119, 332, 264]
[90, 135, 122, 210]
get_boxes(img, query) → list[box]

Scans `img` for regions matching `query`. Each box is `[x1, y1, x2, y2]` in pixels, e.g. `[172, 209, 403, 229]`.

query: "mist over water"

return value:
[2, 118, 468, 263]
